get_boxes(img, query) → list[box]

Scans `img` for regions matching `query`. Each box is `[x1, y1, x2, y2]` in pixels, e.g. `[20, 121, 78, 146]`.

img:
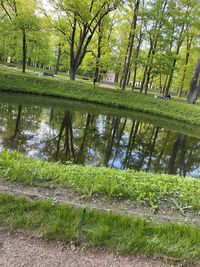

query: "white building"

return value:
[129, 81, 142, 87]
[102, 72, 116, 84]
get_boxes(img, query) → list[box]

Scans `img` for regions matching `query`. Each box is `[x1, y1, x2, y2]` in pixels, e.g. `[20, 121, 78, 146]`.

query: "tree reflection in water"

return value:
[0, 93, 200, 178]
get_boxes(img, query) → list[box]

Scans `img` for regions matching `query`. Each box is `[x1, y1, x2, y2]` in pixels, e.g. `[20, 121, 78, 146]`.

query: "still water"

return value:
[0, 92, 200, 178]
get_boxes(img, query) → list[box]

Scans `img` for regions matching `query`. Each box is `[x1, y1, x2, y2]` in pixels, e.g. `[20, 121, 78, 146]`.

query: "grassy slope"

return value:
[1, 151, 200, 212]
[1, 70, 200, 262]
[1, 193, 200, 262]
[1, 71, 200, 127]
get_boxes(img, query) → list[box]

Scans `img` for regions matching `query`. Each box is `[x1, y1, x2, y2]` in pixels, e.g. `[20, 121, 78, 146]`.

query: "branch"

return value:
[0, 1, 12, 20]
[86, 49, 97, 58]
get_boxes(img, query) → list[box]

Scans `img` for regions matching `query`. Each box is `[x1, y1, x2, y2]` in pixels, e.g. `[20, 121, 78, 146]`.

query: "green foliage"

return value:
[1, 151, 200, 212]
[1, 193, 200, 262]
[0, 0, 200, 87]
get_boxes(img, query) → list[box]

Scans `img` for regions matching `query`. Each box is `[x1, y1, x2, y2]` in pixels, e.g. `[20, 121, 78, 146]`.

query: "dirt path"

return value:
[0, 228, 180, 267]
[99, 83, 116, 89]
[0, 180, 199, 226]
[1, 181, 199, 266]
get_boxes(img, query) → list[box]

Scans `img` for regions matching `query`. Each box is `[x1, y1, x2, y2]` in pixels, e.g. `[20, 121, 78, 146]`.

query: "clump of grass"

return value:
[1, 71, 200, 127]
[1, 193, 200, 262]
[1, 150, 200, 212]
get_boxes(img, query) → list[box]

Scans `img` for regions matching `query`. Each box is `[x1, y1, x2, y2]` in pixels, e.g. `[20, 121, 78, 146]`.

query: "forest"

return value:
[0, 0, 200, 99]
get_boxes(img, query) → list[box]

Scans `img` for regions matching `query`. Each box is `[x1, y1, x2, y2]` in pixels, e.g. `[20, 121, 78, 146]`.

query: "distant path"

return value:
[99, 83, 116, 89]
[0, 180, 199, 226]
[0, 228, 177, 267]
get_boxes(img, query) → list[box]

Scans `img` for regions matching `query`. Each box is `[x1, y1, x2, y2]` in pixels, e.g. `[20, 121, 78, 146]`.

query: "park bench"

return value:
[42, 72, 54, 77]
[39, 72, 54, 77]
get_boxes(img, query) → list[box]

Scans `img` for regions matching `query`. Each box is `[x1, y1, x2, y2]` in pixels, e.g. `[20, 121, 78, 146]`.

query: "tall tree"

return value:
[45, 0, 121, 80]
[187, 54, 200, 104]
[0, 0, 39, 72]
[120, 0, 140, 90]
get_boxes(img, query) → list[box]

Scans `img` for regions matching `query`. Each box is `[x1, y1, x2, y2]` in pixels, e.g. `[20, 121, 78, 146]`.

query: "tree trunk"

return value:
[120, 42, 130, 88]
[94, 23, 103, 81]
[165, 23, 187, 96]
[121, 0, 140, 90]
[114, 72, 119, 83]
[132, 30, 142, 91]
[165, 45, 181, 96]
[69, 66, 76, 80]
[187, 54, 200, 104]
[178, 37, 192, 98]
[140, 45, 152, 92]
[22, 30, 27, 73]
[55, 44, 62, 75]
[27, 57, 31, 66]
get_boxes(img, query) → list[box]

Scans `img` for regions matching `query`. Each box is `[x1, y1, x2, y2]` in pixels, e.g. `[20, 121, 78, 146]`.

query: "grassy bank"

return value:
[1, 71, 200, 127]
[1, 151, 200, 212]
[1, 193, 200, 262]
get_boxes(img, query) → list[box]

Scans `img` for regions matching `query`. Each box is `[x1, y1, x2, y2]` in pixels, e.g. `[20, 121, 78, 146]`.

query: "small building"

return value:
[129, 81, 142, 87]
[102, 72, 116, 84]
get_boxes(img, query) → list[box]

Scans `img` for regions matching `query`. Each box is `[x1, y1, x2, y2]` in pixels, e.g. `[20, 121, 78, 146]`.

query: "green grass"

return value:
[1, 193, 200, 262]
[1, 70, 200, 128]
[1, 150, 200, 212]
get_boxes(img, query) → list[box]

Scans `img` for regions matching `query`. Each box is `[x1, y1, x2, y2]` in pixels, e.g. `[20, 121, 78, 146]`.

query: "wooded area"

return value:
[0, 0, 199, 100]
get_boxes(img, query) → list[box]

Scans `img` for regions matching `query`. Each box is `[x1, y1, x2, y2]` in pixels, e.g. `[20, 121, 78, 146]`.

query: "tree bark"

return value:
[94, 22, 103, 81]
[164, 42, 182, 96]
[22, 30, 27, 73]
[187, 54, 200, 104]
[132, 27, 143, 91]
[55, 44, 62, 75]
[177, 37, 192, 98]
[140, 45, 152, 92]
[121, 0, 140, 90]
[70, 67, 76, 80]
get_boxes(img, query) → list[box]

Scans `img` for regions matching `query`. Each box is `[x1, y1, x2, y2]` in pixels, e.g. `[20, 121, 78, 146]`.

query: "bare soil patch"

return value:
[99, 83, 116, 89]
[0, 228, 183, 267]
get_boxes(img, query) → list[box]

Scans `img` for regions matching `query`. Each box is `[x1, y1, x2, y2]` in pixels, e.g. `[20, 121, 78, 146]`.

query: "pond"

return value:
[0, 92, 200, 178]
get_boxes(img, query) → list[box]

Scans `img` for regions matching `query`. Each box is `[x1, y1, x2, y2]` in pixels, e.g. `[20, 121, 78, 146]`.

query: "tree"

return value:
[44, 0, 121, 80]
[120, 0, 140, 90]
[187, 54, 200, 104]
[0, 0, 39, 72]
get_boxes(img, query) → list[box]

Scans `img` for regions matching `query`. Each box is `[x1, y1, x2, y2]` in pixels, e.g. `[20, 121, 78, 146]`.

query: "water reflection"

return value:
[0, 93, 200, 178]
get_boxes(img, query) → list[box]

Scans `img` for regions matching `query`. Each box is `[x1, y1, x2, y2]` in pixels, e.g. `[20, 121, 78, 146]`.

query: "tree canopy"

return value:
[0, 0, 199, 96]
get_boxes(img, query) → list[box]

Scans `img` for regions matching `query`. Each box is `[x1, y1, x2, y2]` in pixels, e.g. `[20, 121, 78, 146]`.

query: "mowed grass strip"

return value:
[1, 151, 200, 212]
[0, 193, 200, 262]
[1, 71, 200, 126]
